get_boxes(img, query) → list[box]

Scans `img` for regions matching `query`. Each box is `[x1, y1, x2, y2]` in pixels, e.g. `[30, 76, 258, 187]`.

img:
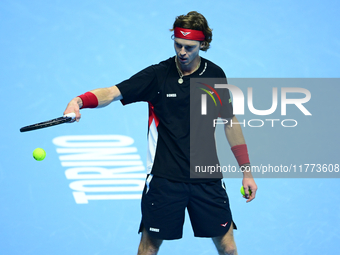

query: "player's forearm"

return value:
[88, 86, 120, 107]
[76, 86, 122, 108]
[225, 116, 252, 175]
[64, 86, 122, 121]
[225, 116, 246, 147]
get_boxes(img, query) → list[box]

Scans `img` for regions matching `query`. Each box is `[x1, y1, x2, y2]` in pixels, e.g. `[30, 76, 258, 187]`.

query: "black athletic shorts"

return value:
[138, 175, 236, 240]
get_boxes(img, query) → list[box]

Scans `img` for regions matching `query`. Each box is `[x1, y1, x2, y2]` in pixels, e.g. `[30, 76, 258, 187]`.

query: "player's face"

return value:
[174, 38, 202, 68]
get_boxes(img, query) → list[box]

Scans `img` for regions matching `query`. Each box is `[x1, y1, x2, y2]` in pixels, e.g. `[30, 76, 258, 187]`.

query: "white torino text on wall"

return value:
[52, 135, 146, 204]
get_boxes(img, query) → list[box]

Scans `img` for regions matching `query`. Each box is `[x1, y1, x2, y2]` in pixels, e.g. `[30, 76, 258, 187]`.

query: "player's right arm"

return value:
[63, 85, 122, 122]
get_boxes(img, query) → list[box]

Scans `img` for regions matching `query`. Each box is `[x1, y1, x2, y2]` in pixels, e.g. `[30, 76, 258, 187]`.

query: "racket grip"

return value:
[64, 112, 76, 120]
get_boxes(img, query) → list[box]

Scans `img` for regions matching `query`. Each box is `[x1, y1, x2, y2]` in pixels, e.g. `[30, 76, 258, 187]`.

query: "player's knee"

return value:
[138, 231, 162, 255]
[223, 244, 237, 255]
[137, 243, 161, 255]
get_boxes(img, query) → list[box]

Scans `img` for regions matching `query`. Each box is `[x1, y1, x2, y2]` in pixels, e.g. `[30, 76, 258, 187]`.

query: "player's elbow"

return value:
[110, 86, 123, 102]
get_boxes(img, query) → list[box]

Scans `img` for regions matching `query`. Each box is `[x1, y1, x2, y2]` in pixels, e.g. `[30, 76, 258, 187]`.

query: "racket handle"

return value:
[64, 112, 76, 121]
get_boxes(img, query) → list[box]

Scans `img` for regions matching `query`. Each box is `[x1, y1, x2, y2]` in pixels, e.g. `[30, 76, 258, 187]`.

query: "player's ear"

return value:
[200, 42, 206, 49]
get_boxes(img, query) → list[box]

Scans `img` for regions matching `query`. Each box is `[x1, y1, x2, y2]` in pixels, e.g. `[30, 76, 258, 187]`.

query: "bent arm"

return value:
[63, 85, 122, 121]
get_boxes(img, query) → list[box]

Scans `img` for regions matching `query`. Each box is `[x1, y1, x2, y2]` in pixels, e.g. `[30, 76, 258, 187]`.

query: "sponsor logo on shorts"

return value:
[221, 222, 228, 227]
[149, 227, 160, 232]
[166, 93, 177, 97]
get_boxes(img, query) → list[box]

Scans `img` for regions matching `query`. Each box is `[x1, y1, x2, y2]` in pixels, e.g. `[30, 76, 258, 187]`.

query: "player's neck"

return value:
[177, 56, 201, 76]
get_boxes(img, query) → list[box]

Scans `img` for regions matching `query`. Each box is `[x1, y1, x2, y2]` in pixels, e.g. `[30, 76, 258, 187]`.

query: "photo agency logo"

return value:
[190, 78, 340, 179]
[198, 82, 232, 114]
[197, 78, 312, 128]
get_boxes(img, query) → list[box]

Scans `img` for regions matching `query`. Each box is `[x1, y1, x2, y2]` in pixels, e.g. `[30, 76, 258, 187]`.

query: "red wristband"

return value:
[231, 144, 250, 166]
[78, 92, 98, 109]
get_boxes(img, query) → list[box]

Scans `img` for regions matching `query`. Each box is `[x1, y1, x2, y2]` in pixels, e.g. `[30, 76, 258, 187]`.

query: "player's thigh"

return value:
[141, 175, 189, 240]
[187, 180, 234, 237]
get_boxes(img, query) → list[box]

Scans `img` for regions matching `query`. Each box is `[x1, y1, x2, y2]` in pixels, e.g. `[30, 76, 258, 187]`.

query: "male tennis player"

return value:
[64, 11, 257, 255]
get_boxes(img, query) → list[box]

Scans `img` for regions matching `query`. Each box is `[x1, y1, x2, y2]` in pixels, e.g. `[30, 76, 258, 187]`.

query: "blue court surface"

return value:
[1, 0, 340, 254]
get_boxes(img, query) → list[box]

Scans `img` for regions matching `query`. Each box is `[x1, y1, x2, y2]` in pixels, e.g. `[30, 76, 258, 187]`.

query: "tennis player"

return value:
[64, 11, 257, 255]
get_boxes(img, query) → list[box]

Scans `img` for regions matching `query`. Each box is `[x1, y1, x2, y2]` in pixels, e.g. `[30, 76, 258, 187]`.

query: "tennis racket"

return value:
[20, 113, 76, 132]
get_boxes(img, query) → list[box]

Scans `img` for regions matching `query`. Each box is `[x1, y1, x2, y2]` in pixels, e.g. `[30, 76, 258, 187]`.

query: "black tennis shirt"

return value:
[116, 56, 234, 183]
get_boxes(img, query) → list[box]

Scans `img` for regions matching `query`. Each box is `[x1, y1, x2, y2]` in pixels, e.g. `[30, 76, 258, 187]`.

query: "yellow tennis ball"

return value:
[240, 186, 252, 196]
[33, 148, 46, 161]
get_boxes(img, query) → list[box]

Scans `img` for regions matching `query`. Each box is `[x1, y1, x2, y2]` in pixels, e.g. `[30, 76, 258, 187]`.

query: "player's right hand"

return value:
[64, 97, 82, 122]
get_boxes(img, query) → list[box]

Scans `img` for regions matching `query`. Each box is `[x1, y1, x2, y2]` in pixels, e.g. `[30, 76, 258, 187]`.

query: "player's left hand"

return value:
[242, 170, 257, 203]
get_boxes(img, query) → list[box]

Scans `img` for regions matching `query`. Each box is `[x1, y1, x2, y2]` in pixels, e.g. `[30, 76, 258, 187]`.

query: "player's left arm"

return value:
[225, 116, 258, 202]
